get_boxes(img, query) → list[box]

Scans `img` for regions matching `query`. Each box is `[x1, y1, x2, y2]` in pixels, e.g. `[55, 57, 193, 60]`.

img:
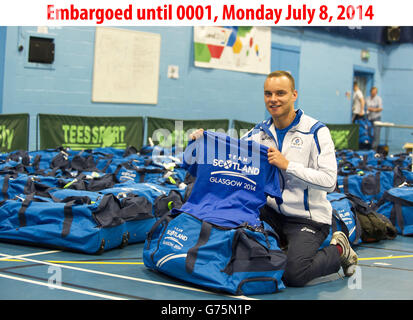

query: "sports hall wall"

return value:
[0, 27, 6, 115]
[0, 26, 411, 152]
[381, 44, 413, 152]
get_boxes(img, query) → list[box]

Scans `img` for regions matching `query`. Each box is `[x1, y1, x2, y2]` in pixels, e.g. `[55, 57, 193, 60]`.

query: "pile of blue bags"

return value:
[1, 146, 411, 251]
[0, 146, 188, 254]
[330, 149, 413, 244]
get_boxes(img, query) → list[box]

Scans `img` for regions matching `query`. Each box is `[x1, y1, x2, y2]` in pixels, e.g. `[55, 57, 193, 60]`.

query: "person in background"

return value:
[352, 81, 365, 123]
[366, 86, 383, 150]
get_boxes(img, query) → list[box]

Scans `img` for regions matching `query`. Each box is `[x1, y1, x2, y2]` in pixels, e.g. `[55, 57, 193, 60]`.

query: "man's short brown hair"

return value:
[266, 70, 295, 91]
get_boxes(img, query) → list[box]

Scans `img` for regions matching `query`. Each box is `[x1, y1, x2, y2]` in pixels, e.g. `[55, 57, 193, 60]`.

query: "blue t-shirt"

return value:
[275, 109, 302, 151]
[172, 131, 282, 228]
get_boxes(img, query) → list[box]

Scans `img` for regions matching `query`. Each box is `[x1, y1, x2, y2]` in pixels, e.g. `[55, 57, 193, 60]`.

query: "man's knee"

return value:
[283, 272, 308, 287]
[282, 263, 309, 287]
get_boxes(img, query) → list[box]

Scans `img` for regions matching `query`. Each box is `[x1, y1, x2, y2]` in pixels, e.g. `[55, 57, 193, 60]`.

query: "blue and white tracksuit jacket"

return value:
[242, 109, 337, 225]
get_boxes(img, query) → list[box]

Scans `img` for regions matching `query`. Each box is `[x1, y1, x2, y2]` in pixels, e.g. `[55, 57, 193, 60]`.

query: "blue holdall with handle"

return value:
[354, 116, 373, 148]
[0, 193, 128, 254]
[143, 211, 287, 295]
[116, 192, 156, 244]
[321, 192, 362, 248]
[0, 189, 156, 253]
[51, 188, 156, 245]
[142, 131, 287, 295]
[375, 186, 413, 236]
[336, 166, 411, 204]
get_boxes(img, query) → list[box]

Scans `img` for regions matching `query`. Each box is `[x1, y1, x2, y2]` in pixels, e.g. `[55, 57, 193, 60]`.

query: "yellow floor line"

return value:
[359, 254, 413, 261]
[0, 259, 144, 265]
[0, 253, 257, 300]
[1, 259, 25, 262]
[0, 272, 126, 300]
[3, 255, 413, 264]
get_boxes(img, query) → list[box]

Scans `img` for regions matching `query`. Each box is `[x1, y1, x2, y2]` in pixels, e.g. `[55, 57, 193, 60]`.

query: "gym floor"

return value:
[0, 235, 412, 301]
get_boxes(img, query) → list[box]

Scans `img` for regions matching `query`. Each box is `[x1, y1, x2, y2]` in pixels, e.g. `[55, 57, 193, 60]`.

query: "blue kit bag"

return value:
[321, 193, 362, 248]
[355, 117, 374, 148]
[0, 173, 28, 201]
[143, 211, 287, 295]
[0, 189, 156, 253]
[0, 172, 67, 202]
[51, 188, 156, 244]
[116, 193, 156, 244]
[336, 167, 411, 204]
[375, 186, 413, 236]
[0, 193, 127, 254]
[142, 131, 287, 295]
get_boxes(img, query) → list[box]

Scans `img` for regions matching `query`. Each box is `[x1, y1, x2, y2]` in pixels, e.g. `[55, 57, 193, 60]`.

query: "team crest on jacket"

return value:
[261, 133, 272, 141]
[291, 136, 303, 149]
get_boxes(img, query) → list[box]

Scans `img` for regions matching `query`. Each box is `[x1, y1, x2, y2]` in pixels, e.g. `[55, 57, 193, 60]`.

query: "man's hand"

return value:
[189, 128, 204, 140]
[268, 147, 289, 170]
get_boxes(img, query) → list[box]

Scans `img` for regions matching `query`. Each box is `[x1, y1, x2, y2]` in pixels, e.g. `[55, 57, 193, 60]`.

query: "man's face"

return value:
[264, 76, 297, 119]
[371, 88, 377, 97]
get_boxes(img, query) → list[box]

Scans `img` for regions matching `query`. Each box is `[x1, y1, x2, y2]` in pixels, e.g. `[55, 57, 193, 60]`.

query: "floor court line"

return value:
[0, 250, 129, 300]
[1, 269, 148, 300]
[1, 253, 412, 266]
[46, 260, 144, 265]
[359, 245, 413, 254]
[0, 272, 127, 300]
[0, 250, 61, 262]
[0, 260, 144, 265]
[3, 255, 413, 266]
[358, 263, 413, 272]
[359, 254, 413, 261]
[0, 252, 257, 300]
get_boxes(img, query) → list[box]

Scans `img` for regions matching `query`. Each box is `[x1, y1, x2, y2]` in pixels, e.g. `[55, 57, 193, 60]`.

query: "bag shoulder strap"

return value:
[185, 220, 212, 274]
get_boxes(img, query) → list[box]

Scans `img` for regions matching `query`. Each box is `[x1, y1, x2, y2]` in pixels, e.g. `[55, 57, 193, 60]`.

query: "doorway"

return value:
[352, 66, 375, 120]
[0, 27, 6, 114]
[266, 43, 300, 119]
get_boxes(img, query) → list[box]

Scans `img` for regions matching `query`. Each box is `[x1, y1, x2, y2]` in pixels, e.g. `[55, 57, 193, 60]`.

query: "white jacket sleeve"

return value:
[285, 126, 337, 192]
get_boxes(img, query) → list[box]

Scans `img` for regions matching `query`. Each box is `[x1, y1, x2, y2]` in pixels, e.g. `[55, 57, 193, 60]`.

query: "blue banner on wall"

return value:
[310, 27, 413, 45]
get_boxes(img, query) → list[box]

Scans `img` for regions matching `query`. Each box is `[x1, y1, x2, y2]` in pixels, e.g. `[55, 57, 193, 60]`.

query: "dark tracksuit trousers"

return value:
[260, 205, 341, 287]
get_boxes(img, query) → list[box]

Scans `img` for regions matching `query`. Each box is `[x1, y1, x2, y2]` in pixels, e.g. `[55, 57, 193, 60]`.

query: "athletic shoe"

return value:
[330, 231, 358, 277]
